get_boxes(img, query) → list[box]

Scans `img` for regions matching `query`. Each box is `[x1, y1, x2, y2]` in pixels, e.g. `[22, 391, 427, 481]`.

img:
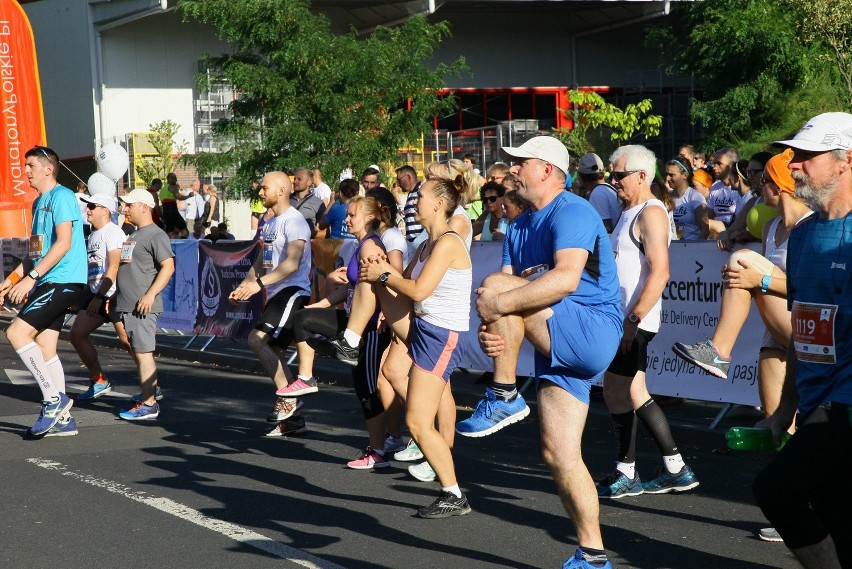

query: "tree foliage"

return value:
[554, 90, 663, 158]
[178, 0, 464, 195]
[135, 120, 189, 186]
[646, 0, 843, 153]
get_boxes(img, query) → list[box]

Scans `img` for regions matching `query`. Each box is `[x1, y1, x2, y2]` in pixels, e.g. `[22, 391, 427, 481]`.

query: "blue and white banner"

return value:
[456, 241, 764, 406]
[158, 240, 200, 331]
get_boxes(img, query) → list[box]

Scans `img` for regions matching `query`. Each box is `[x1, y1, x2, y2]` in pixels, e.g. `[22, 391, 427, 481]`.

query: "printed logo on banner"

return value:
[200, 256, 221, 317]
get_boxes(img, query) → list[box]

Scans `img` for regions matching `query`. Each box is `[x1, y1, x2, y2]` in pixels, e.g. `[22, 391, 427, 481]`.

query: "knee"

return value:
[406, 413, 431, 440]
[247, 330, 266, 352]
[481, 271, 523, 294]
[541, 439, 581, 473]
[69, 326, 84, 346]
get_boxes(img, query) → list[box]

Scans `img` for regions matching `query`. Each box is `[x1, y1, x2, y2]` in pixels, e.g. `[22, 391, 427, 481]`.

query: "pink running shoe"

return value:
[346, 447, 390, 470]
[275, 377, 319, 397]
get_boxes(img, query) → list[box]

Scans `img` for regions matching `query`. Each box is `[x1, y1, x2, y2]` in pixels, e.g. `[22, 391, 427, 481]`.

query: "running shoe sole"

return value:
[642, 480, 700, 494]
[455, 404, 531, 438]
[671, 343, 728, 379]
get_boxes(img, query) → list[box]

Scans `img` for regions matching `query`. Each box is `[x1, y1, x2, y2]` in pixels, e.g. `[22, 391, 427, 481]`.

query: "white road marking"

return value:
[3, 369, 131, 398]
[27, 458, 347, 569]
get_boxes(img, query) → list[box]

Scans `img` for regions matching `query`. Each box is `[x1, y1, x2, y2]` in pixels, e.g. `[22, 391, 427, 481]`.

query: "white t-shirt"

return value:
[673, 187, 707, 241]
[312, 183, 332, 203]
[381, 226, 409, 269]
[87, 221, 126, 296]
[707, 181, 739, 225]
[261, 206, 312, 299]
[588, 183, 622, 229]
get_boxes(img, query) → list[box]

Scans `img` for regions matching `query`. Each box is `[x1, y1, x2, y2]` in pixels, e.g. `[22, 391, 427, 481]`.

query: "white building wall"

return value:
[99, 11, 230, 151]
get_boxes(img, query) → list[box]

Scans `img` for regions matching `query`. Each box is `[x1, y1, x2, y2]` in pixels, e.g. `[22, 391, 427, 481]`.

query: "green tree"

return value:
[646, 0, 841, 154]
[787, 0, 852, 112]
[135, 120, 189, 186]
[179, 0, 464, 196]
[553, 90, 663, 158]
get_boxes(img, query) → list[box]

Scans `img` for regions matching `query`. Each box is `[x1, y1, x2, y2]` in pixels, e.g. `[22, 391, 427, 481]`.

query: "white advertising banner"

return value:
[158, 240, 200, 331]
[457, 240, 765, 406]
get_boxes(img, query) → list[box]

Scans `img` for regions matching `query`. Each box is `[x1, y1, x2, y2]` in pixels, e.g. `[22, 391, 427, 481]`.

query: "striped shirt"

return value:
[403, 182, 423, 242]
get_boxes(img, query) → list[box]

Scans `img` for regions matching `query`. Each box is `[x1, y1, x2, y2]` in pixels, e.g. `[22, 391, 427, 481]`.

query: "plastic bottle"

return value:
[725, 427, 790, 451]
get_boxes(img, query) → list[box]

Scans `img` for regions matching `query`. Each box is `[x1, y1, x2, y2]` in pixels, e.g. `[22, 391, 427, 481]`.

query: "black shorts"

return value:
[255, 287, 310, 347]
[18, 283, 86, 332]
[77, 290, 120, 324]
[162, 203, 186, 233]
[607, 328, 657, 377]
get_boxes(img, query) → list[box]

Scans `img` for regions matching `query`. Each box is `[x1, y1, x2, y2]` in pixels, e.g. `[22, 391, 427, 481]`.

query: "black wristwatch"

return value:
[627, 313, 641, 324]
[378, 272, 391, 286]
[27, 269, 39, 280]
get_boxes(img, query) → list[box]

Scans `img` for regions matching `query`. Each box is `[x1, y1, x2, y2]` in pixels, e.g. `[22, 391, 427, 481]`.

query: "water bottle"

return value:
[725, 427, 790, 451]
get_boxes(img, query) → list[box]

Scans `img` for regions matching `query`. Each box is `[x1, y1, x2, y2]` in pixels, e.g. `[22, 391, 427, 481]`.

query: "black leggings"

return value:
[753, 403, 852, 561]
[293, 308, 391, 421]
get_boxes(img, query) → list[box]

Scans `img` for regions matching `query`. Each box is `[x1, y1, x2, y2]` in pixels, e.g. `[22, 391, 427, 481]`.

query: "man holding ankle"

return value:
[465, 136, 622, 569]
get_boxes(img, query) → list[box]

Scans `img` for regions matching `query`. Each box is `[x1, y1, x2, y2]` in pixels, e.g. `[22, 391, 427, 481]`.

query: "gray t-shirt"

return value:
[115, 223, 174, 313]
[290, 191, 326, 237]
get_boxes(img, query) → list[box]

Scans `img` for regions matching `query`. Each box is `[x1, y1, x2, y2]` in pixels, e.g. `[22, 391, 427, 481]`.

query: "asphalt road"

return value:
[0, 320, 799, 569]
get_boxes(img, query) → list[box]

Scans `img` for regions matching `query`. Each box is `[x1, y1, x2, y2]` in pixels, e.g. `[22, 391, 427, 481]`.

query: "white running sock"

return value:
[297, 374, 313, 383]
[616, 461, 636, 479]
[664, 454, 685, 474]
[17, 342, 59, 401]
[45, 355, 66, 394]
[343, 329, 361, 348]
[442, 484, 462, 498]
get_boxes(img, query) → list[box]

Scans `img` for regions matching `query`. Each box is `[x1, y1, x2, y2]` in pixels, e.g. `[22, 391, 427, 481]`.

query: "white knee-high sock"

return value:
[17, 343, 59, 401]
[45, 355, 66, 394]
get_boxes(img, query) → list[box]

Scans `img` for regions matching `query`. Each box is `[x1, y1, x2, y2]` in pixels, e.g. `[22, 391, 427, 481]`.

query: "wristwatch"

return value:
[760, 274, 772, 293]
[627, 313, 641, 324]
[378, 272, 391, 286]
[27, 268, 39, 280]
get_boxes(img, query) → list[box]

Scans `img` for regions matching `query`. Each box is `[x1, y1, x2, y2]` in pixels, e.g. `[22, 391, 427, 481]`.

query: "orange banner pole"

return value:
[0, 0, 46, 237]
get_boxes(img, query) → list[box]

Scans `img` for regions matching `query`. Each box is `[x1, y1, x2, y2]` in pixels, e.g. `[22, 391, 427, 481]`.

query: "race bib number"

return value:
[263, 242, 274, 269]
[520, 264, 548, 281]
[120, 241, 136, 263]
[29, 234, 44, 259]
[791, 301, 837, 364]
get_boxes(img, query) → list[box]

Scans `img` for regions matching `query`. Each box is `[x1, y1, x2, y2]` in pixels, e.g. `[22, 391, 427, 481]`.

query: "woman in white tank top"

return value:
[360, 176, 474, 518]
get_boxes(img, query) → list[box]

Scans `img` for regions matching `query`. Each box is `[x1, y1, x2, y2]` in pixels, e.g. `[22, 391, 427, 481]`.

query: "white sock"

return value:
[664, 454, 685, 474]
[45, 355, 66, 394]
[616, 461, 636, 479]
[343, 329, 361, 348]
[17, 343, 59, 401]
[297, 374, 313, 383]
[442, 484, 462, 499]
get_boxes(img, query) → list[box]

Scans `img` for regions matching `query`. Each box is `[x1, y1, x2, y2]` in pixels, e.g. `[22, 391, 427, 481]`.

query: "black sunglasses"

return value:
[483, 195, 500, 203]
[611, 170, 640, 182]
[86, 203, 102, 210]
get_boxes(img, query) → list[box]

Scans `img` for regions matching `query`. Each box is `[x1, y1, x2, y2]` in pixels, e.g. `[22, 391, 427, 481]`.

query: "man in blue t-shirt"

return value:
[0, 146, 88, 438]
[317, 178, 358, 240]
[459, 136, 622, 569]
[753, 112, 852, 568]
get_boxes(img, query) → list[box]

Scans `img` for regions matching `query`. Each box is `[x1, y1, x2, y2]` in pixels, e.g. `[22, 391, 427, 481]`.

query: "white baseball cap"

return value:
[774, 112, 852, 152]
[120, 189, 156, 208]
[81, 194, 117, 213]
[500, 136, 570, 175]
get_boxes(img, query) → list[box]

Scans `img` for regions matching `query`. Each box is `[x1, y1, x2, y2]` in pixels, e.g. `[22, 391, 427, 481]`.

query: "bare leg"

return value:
[70, 312, 107, 378]
[710, 285, 751, 356]
[791, 537, 842, 569]
[248, 329, 292, 390]
[406, 368, 455, 486]
[438, 384, 456, 449]
[381, 336, 413, 399]
[754, 289, 792, 347]
[343, 280, 377, 337]
[33, 329, 60, 365]
[295, 341, 315, 378]
[136, 352, 159, 405]
[539, 382, 604, 550]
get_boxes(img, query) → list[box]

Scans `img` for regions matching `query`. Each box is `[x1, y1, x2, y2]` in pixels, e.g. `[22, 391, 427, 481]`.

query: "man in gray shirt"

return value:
[115, 189, 175, 421]
[290, 167, 326, 238]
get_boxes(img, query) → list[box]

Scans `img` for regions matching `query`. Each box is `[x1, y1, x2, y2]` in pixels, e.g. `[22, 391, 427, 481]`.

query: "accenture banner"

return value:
[194, 239, 262, 338]
[0, 0, 45, 237]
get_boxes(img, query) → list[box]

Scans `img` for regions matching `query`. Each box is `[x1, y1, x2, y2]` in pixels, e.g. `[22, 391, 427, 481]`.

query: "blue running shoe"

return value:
[642, 465, 699, 494]
[596, 471, 643, 499]
[77, 381, 112, 400]
[31, 393, 73, 436]
[131, 387, 163, 403]
[563, 548, 613, 569]
[456, 387, 530, 437]
[119, 402, 160, 421]
[44, 415, 78, 437]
